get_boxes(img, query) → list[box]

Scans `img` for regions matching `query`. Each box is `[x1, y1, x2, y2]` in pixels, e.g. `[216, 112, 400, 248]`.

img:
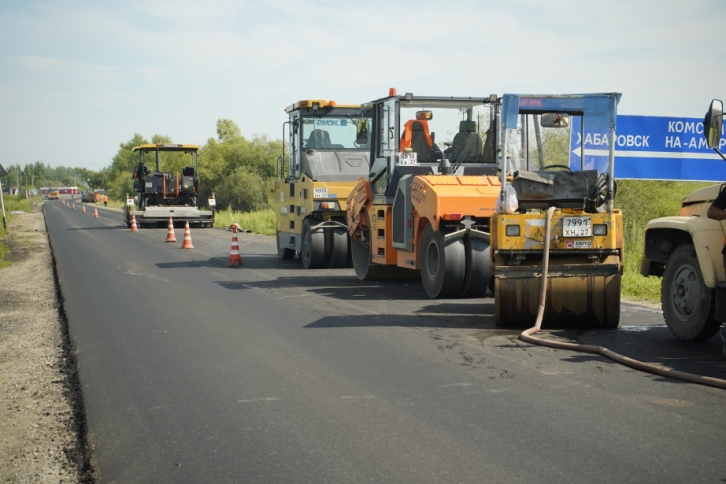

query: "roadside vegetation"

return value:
[0, 194, 41, 269]
[213, 208, 276, 236]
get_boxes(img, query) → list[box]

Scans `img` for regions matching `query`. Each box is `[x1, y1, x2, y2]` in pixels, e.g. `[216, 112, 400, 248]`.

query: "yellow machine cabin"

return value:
[268, 100, 372, 268]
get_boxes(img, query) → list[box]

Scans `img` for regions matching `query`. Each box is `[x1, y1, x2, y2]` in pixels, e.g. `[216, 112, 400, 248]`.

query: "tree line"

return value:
[0, 162, 92, 190]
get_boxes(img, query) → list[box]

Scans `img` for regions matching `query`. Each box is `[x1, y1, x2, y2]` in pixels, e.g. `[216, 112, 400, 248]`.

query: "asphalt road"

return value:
[45, 198, 726, 484]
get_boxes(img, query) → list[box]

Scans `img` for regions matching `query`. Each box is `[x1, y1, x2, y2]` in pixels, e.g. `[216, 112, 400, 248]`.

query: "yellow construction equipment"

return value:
[268, 100, 372, 268]
[346, 90, 500, 297]
[491, 93, 623, 328]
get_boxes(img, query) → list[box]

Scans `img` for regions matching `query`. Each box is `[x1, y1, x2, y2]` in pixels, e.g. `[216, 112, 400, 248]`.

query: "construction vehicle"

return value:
[491, 93, 623, 328]
[125, 144, 214, 228]
[48, 187, 60, 200]
[268, 100, 371, 268]
[346, 90, 501, 297]
[640, 99, 726, 341]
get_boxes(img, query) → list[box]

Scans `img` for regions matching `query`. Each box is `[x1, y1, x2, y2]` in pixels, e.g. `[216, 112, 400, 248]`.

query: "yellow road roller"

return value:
[491, 93, 623, 328]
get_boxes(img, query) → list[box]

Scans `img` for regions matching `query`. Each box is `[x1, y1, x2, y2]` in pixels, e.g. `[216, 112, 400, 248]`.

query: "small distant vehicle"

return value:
[48, 188, 60, 200]
[81, 191, 95, 203]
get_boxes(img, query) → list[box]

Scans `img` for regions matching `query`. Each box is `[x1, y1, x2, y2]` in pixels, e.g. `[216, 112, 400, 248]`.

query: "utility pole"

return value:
[0, 164, 8, 229]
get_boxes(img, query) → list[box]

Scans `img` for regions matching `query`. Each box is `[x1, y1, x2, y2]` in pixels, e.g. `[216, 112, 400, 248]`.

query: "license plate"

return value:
[313, 187, 328, 199]
[562, 216, 591, 237]
[397, 152, 418, 166]
[566, 240, 592, 249]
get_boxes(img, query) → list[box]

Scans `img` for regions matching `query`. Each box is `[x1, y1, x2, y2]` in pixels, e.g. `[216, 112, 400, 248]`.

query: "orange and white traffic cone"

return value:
[227, 227, 244, 267]
[130, 213, 138, 232]
[180, 221, 194, 249]
[72, 202, 75, 210]
[93, 206, 99, 218]
[82, 204, 86, 213]
[165, 216, 176, 243]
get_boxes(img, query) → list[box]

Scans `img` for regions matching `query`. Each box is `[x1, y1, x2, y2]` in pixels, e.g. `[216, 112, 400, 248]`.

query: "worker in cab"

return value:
[103, 194, 108, 207]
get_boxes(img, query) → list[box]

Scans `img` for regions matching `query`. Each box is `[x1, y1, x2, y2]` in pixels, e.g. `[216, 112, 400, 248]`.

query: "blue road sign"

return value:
[569, 115, 726, 181]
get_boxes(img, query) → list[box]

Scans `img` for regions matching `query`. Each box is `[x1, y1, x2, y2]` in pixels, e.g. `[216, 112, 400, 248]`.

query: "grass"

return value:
[213, 208, 276, 236]
[617, 180, 713, 301]
[0, 194, 41, 269]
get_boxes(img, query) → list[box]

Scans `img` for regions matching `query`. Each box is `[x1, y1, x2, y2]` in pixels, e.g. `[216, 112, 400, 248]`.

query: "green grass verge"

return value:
[0, 194, 41, 270]
[213, 209, 276, 236]
[618, 180, 713, 301]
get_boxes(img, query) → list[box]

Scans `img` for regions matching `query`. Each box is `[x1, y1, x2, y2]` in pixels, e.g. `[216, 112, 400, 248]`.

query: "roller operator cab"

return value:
[346, 90, 501, 298]
[641, 99, 726, 341]
[491, 93, 623, 328]
[125, 144, 215, 228]
[268, 100, 372, 268]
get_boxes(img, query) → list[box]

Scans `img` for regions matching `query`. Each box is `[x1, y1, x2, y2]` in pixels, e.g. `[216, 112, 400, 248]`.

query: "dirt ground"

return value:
[0, 205, 90, 483]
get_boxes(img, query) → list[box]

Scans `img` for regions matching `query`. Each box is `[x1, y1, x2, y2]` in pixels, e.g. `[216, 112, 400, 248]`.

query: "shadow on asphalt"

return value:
[303, 313, 494, 330]
[213, 276, 433, 300]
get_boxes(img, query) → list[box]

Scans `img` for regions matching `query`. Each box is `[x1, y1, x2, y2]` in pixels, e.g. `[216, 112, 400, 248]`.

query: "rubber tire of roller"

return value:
[301, 218, 325, 269]
[459, 236, 491, 298]
[277, 231, 295, 260]
[324, 226, 348, 268]
[661, 244, 719, 341]
[420, 224, 465, 298]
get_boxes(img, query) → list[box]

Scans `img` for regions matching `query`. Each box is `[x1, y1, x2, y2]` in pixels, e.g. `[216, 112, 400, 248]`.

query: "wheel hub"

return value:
[426, 240, 440, 280]
[671, 264, 699, 319]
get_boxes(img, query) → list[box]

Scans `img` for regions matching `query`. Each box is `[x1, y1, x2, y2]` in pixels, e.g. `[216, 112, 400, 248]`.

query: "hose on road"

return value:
[519, 206, 726, 390]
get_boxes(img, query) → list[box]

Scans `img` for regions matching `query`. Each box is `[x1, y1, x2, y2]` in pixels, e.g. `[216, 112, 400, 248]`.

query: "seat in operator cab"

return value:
[305, 129, 332, 149]
[451, 120, 482, 162]
[400, 120, 436, 162]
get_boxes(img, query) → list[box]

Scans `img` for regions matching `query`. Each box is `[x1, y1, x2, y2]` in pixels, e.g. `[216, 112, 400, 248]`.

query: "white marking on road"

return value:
[340, 395, 376, 399]
[122, 269, 169, 282]
[438, 383, 475, 388]
[238, 397, 281, 403]
[619, 325, 665, 332]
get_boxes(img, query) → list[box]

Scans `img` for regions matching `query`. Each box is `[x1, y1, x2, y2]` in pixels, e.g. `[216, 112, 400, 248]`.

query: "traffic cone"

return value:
[93, 206, 99, 218]
[165, 216, 177, 243]
[227, 227, 244, 267]
[72, 202, 75, 210]
[82, 204, 86, 213]
[130, 213, 138, 232]
[180, 221, 194, 249]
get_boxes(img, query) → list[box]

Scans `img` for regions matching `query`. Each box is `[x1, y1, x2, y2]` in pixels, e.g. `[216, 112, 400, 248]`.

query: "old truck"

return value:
[346, 89, 501, 297]
[491, 93, 623, 328]
[640, 99, 726, 341]
[125, 143, 214, 228]
[268, 100, 371, 268]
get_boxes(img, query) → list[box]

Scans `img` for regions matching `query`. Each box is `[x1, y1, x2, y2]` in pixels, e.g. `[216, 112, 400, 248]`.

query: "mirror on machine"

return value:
[416, 111, 433, 121]
[540, 113, 570, 128]
[704, 99, 723, 149]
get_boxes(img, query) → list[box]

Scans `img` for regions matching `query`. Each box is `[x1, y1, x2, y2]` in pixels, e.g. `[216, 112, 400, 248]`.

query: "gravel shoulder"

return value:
[0, 205, 91, 483]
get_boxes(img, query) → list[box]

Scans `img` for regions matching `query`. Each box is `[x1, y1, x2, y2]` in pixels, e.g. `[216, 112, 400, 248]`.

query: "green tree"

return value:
[216, 119, 242, 142]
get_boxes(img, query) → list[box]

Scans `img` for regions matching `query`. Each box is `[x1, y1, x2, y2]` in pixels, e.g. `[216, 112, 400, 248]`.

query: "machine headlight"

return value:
[505, 225, 520, 237]
[593, 224, 608, 236]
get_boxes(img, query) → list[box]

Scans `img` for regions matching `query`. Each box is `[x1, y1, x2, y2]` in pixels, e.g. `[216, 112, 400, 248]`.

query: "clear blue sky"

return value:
[1, 0, 724, 169]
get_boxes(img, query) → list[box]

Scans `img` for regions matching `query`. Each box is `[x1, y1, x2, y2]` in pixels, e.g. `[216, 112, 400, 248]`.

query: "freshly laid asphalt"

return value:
[45, 198, 726, 483]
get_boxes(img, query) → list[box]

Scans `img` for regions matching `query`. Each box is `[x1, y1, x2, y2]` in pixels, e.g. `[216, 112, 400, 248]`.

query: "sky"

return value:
[0, 0, 724, 170]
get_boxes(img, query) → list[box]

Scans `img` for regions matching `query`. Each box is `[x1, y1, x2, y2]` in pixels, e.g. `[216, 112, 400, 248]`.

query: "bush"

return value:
[215, 167, 269, 212]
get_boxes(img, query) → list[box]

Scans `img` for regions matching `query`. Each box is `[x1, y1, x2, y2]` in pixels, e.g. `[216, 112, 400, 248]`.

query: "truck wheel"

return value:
[276, 231, 295, 260]
[324, 226, 348, 268]
[662, 244, 720, 341]
[420, 224, 465, 298]
[301, 218, 324, 269]
[459, 236, 491, 298]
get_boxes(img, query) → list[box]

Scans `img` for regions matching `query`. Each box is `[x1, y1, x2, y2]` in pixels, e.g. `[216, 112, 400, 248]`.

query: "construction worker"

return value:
[94, 191, 100, 204]
[103, 194, 108, 207]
